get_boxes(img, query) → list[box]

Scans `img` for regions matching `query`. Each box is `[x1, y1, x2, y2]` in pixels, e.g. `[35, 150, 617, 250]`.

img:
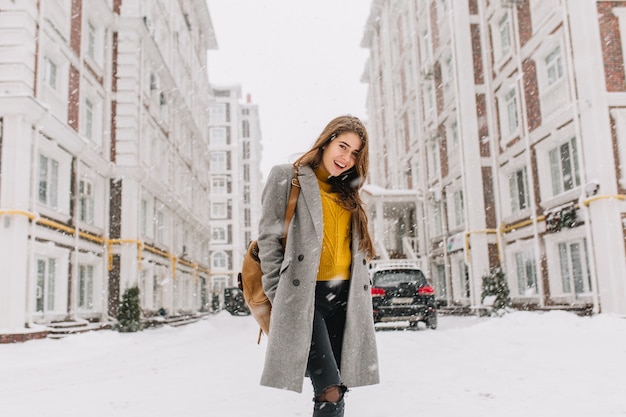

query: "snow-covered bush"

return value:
[481, 267, 511, 313]
[117, 286, 143, 332]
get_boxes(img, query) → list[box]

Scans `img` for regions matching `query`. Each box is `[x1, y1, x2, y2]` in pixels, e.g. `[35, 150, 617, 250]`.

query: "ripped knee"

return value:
[316, 384, 347, 403]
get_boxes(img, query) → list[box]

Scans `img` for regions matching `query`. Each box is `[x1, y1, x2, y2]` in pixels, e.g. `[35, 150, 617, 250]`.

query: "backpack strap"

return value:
[281, 166, 300, 249]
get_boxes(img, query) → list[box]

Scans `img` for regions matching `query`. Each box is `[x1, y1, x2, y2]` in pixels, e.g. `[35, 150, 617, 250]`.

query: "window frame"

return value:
[38, 154, 59, 209]
[209, 127, 228, 146]
[514, 250, 538, 296]
[548, 137, 580, 197]
[77, 263, 95, 310]
[211, 251, 228, 270]
[508, 166, 530, 214]
[498, 13, 512, 58]
[78, 178, 95, 225]
[211, 201, 228, 219]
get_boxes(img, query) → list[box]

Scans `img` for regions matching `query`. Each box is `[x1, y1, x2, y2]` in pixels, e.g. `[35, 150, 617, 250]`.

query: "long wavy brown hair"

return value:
[293, 115, 376, 258]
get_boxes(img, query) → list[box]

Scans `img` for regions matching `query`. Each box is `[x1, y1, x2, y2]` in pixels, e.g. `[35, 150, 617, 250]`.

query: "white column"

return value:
[0, 115, 35, 329]
[569, 0, 626, 314]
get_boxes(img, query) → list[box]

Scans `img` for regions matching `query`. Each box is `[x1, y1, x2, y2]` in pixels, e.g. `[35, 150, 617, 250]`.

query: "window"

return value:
[499, 14, 512, 57]
[451, 190, 464, 229]
[209, 104, 227, 123]
[515, 251, 538, 296]
[210, 152, 227, 171]
[84, 98, 94, 140]
[445, 56, 453, 85]
[140, 199, 148, 236]
[78, 264, 94, 309]
[505, 88, 519, 134]
[434, 264, 447, 298]
[87, 21, 96, 60]
[428, 140, 440, 179]
[79, 179, 94, 225]
[549, 137, 580, 196]
[212, 227, 226, 242]
[558, 239, 591, 295]
[212, 252, 227, 270]
[43, 57, 58, 90]
[150, 73, 159, 91]
[546, 46, 564, 86]
[211, 176, 227, 194]
[431, 201, 443, 237]
[211, 202, 227, 219]
[244, 208, 251, 228]
[242, 120, 250, 138]
[243, 141, 250, 160]
[448, 121, 459, 152]
[508, 167, 530, 213]
[459, 260, 470, 298]
[425, 83, 434, 116]
[209, 127, 227, 146]
[539, 41, 568, 118]
[38, 154, 59, 208]
[530, 0, 559, 33]
[153, 273, 161, 308]
[243, 185, 250, 204]
[36, 258, 56, 313]
[155, 209, 165, 244]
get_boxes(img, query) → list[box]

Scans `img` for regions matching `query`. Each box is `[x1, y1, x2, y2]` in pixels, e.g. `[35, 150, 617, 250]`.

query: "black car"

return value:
[224, 287, 250, 316]
[369, 261, 437, 329]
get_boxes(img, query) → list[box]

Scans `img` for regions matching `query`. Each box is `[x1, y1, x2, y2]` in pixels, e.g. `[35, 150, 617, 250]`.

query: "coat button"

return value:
[298, 254, 304, 261]
[362, 259, 366, 265]
[293, 279, 300, 286]
[363, 284, 369, 290]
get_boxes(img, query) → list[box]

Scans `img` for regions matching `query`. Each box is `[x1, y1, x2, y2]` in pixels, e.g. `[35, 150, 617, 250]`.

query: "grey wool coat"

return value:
[257, 163, 380, 393]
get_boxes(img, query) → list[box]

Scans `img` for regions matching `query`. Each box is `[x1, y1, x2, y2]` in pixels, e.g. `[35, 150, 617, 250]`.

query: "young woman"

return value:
[257, 115, 379, 416]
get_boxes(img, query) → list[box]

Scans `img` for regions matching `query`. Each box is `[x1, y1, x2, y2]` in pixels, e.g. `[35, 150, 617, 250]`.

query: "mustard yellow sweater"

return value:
[314, 167, 352, 281]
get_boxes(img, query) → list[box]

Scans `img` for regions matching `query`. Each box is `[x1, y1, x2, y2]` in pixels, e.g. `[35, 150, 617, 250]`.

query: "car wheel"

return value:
[408, 321, 419, 329]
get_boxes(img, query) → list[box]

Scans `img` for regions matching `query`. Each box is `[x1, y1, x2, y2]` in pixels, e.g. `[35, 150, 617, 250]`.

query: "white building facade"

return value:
[207, 86, 263, 296]
[0, 0, 218, 341]
[361, 0, 626, 315]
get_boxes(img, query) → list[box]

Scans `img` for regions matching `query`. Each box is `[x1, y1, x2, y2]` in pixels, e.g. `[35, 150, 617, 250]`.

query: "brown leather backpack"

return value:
[238, 167, 300, 343]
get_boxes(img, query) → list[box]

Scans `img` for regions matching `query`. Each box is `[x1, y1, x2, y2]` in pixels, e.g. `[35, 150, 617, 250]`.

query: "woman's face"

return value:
[321, 132, 362, 177]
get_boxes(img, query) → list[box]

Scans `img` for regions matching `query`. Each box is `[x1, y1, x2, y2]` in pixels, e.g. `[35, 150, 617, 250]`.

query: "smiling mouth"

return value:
[334, 161, 346, 169]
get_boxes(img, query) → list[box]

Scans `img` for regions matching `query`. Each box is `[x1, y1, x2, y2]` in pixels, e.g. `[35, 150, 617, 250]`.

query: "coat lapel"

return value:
[297, 165, 323, 245]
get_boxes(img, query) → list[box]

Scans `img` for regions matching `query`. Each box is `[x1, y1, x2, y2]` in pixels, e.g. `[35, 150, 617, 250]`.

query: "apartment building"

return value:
[0, 0, 217, 341]
[361, 0, 626, 315]
[207, 86, 263, 295]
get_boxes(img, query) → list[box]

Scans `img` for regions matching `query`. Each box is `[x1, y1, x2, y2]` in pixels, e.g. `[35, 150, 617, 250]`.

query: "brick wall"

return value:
[598, 2, 626, 92]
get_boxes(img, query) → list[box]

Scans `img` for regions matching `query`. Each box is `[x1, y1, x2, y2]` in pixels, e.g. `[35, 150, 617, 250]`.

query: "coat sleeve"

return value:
[257, 165, 291, 304]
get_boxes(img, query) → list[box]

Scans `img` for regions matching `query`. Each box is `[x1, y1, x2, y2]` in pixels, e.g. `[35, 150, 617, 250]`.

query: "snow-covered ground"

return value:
[0, 310, 624, 417]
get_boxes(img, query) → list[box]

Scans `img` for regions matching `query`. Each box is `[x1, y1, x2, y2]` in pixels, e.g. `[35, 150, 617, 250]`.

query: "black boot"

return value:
[312, 398, 344, 417]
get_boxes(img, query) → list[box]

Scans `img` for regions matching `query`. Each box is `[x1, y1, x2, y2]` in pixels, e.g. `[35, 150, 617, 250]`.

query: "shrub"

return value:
[481, 267, 511, 312]
[117, 286, 143, 332]
[211, 292, 220, 313]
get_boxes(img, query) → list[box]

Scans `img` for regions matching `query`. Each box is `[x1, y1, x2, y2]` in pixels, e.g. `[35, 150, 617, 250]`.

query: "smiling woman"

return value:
[257, 115, 378, 417]
[206, 0, 372, 179]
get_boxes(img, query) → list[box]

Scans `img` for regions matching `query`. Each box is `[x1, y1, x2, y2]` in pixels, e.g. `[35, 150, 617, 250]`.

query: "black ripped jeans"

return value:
[306, 279, 350, 398]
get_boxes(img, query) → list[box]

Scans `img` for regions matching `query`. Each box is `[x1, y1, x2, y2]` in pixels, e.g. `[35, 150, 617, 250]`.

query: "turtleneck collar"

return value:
[314, 166, 333, 193]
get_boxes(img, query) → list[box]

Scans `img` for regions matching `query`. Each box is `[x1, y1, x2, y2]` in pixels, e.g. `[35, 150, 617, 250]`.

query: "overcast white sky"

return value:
[206, 0, 372, 179]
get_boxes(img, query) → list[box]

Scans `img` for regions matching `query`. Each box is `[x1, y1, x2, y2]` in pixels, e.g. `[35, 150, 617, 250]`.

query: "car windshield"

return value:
[372, 269, 427, 286]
